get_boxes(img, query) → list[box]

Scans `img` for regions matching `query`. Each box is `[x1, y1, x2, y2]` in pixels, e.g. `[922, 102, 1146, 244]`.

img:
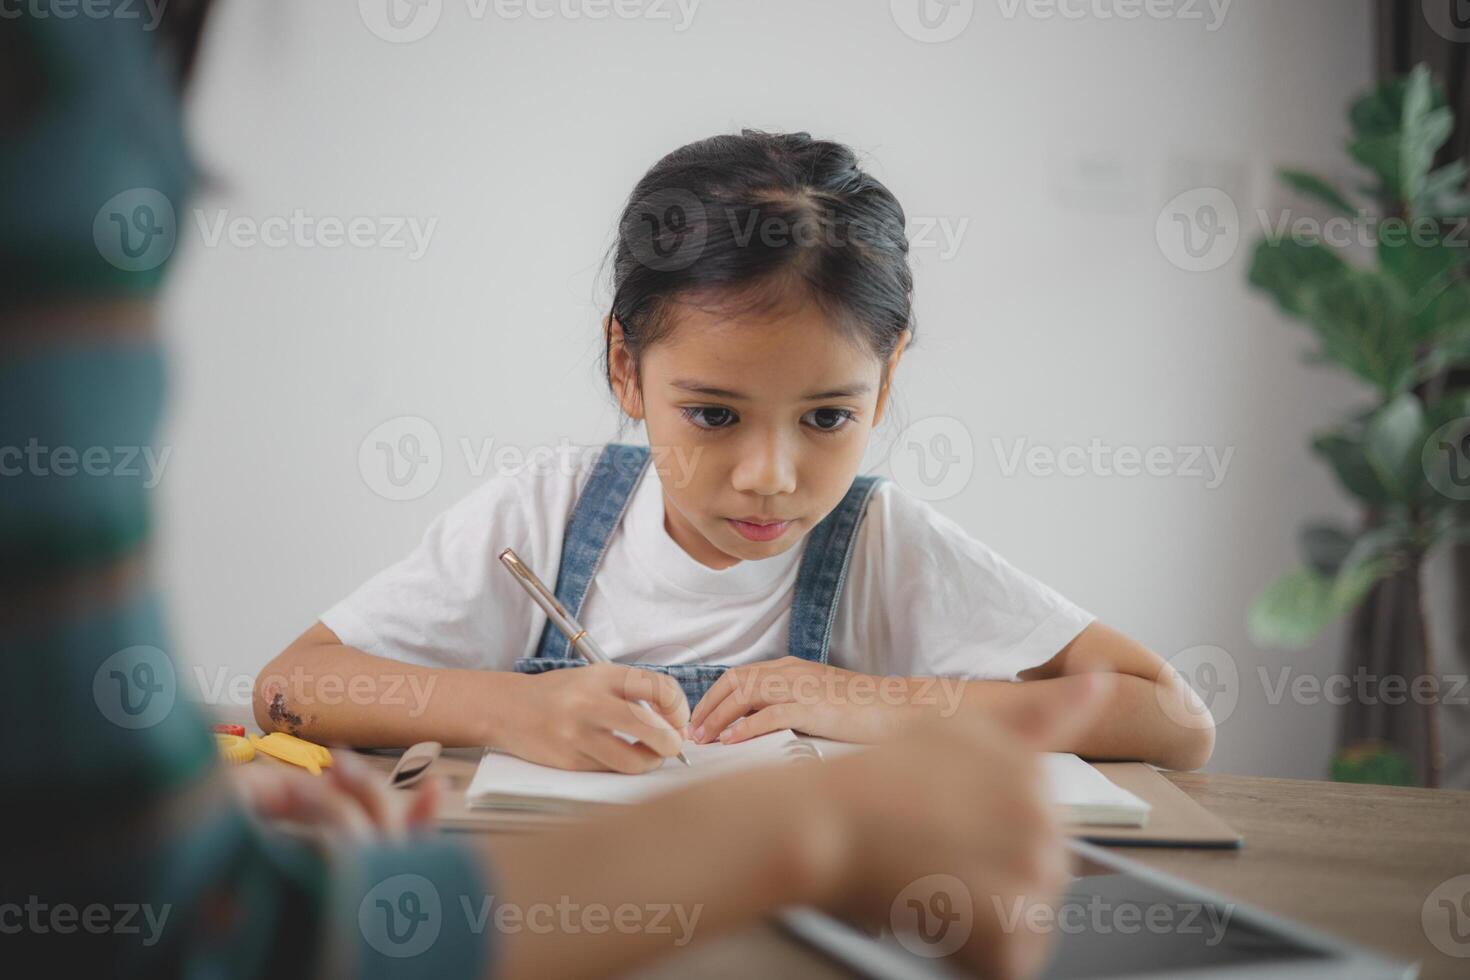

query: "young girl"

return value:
[256, 129, 1214, 773]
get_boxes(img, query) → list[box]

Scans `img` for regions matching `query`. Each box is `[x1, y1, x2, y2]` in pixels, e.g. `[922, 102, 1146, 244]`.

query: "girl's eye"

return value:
[680, 406, 738, 430]
[803, 408, 856, 433]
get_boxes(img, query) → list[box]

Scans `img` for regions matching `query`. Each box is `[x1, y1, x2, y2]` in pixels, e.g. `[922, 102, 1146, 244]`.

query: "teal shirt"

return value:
[1, 10, 491, 978]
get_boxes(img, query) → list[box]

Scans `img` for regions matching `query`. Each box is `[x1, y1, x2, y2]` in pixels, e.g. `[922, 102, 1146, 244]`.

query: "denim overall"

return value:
[513, 443, 884, 708]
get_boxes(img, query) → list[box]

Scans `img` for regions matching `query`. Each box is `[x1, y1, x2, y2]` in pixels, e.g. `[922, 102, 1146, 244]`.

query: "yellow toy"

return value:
[250, 732, 333, 775]
[215, 733, 256, 765]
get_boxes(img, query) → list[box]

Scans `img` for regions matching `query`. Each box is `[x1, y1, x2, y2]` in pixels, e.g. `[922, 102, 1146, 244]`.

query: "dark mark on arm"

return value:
[267, 691, 305, 736]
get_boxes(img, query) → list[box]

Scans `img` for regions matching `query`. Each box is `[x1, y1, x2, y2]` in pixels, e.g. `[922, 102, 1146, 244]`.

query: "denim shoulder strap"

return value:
[532, 442, 651, 660]
[786, 473, 884, 665]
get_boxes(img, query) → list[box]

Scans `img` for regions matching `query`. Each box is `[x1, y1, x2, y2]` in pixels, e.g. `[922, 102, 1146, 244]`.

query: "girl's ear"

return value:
[605, 315, 645, 420]
[873, 328, 911, 426]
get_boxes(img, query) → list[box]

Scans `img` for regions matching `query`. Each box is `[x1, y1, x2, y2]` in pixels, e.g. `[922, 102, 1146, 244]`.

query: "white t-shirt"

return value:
[321, 444, 1095, 681]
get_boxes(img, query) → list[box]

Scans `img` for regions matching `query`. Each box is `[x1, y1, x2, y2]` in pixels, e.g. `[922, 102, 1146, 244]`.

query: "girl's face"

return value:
[609, 298, 908, 570]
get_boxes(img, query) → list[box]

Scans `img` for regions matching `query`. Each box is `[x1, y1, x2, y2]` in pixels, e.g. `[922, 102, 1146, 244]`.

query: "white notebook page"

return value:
[467, 733, 1149, 825]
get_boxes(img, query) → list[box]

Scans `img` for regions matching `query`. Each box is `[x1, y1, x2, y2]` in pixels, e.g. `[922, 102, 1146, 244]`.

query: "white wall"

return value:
[158, 0, 1387, 778]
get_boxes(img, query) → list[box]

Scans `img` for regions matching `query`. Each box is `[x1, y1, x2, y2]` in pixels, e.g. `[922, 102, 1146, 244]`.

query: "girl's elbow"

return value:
[252, 647, 302, 733]
[1158, 708, 1215, 771]
[251, 661, 284, 733]
[1147, 671, 1216, 771]
[1176, 720, 1216, 771]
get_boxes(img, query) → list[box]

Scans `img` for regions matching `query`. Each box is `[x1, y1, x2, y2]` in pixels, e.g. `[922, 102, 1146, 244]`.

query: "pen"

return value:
[498, 547, 692, 766]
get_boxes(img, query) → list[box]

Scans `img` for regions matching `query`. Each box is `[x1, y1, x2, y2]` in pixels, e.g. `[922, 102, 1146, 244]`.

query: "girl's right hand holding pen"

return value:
[496, 663, 690, 774]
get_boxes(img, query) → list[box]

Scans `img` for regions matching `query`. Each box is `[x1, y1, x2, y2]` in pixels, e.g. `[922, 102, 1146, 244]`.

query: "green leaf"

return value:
[1378, 229, 1460, 304]
[1299, 522, 1354, 575]
[1423, 160, 1468, 195]
[1405, 61, 1434, 114]
[1330, 524, 1409, 607]
[1248, 236, 1348, 317]
[1332, 742, 1415, 786]
[1424, 194, 1470, 220]
[1408, 112, 1457, 203]
[1350, 70, 1435, 139]
[1363, 393, 1426, 499]
[1312, 426, 1393, 504]
[1251, 532, 1407, 650]
[1249, 567, 1337, 649]
[1298, 269, 1419, 394]
[1421, 160, 1470, 216]
[1351, 114, 1454, 204]
[1348, 64, 1454, 206]
[1278, 169, 1356, 215]
[1411, 281, 1470, 345]
[1411, 287, 1470, 384]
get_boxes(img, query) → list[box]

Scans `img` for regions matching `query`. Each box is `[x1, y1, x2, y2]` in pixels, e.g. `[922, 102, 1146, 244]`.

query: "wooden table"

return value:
[330, 743, 1470, 979]
[1110, 771, 1470, 980]
[630, 771, 1470, 980]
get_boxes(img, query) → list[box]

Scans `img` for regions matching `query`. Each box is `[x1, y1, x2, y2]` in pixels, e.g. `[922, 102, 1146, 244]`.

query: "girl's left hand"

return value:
[688, 657, 918, 746]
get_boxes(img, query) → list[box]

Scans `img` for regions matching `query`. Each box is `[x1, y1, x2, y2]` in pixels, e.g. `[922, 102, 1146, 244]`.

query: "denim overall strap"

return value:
[531, 442, 651, 661]
[786, 474, 885, 665]
[516, 443, 884, 709]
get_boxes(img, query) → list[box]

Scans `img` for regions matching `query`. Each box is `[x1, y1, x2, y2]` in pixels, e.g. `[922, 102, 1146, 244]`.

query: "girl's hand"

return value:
[498, 663, 690, 773]
[689, 656, 917, 745]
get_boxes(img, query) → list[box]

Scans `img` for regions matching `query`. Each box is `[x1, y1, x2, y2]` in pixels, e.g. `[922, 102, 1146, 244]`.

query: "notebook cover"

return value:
[1073, 763, 1243, 849]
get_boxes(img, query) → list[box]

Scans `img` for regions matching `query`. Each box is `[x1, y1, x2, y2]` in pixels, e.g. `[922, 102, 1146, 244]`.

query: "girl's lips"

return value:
[726, 518, 792, 542]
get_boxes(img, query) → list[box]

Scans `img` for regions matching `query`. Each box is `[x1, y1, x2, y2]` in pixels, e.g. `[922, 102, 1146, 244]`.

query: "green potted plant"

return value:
[1247, 63, 1470, 788]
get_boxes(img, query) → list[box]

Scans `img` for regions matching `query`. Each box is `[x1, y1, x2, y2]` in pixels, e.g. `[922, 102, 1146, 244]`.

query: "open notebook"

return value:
[466, 730, 1151, 827]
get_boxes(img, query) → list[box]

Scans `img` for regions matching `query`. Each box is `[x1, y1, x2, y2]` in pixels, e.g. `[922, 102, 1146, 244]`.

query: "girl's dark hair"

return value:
[602, 129, 915, 398]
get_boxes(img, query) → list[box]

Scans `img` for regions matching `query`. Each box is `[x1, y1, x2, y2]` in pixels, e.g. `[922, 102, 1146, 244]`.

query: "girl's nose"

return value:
[730, 433, 797, 496]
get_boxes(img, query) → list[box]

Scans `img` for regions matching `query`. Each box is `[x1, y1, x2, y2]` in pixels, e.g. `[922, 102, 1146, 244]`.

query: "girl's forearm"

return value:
[479, 764, 841, 980]
[915, 673, 1213, 770]
[253, 626, 531, 748]
[905, 623, 1215, 770]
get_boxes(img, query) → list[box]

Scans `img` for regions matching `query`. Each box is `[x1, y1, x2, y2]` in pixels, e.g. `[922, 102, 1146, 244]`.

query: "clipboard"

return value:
[1069, 762, 1243, 849]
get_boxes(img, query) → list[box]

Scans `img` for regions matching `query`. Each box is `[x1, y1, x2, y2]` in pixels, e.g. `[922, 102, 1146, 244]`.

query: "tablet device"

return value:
[778, 840, 1415, 979]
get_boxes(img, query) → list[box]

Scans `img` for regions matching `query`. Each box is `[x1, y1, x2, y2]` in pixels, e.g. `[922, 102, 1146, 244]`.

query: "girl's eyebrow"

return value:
[670, 379, 873, 401]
